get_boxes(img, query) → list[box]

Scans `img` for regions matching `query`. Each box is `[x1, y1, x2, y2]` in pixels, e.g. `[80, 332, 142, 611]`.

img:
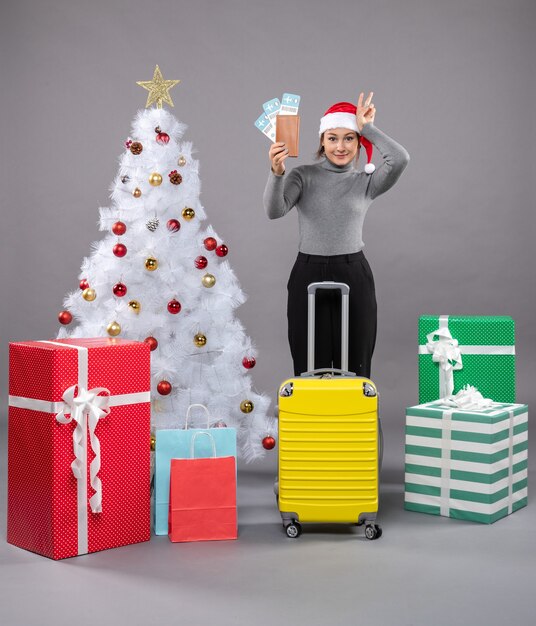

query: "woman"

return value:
[264, 93, 409, 377]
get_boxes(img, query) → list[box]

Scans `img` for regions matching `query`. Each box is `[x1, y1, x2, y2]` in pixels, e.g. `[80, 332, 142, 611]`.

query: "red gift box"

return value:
[7, 338, 151, 560]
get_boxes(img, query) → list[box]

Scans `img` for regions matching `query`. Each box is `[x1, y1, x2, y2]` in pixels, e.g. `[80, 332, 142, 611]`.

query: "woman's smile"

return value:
[322, 128, 359, 166]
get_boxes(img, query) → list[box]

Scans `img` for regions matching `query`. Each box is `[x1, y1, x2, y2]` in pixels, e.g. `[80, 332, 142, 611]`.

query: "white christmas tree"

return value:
[57, 66, 275, 460]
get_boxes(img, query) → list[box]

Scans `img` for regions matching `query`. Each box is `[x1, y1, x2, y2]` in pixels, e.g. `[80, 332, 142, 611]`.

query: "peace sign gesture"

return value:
[356, 91, 376, 133]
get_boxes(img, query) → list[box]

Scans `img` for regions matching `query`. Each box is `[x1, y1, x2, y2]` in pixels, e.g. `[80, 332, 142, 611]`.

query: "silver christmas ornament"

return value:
[146, 217, 160, 232]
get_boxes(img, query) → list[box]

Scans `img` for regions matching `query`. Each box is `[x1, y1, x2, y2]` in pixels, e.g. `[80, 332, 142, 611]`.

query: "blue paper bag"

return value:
[154, 404, 237, 535]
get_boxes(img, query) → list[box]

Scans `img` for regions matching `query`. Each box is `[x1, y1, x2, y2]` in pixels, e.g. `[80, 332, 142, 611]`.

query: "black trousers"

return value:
[287, 251, 377, 377]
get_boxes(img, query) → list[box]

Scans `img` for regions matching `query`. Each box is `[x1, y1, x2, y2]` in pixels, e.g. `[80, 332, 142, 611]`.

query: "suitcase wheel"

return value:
[365, 524, 382, 540]
[285, 521, 302, 539]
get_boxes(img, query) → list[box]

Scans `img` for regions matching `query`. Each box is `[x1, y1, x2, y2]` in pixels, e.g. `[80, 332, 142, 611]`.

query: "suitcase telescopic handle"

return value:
[301, 368, 356, 378]
[306, 282, 350, 374]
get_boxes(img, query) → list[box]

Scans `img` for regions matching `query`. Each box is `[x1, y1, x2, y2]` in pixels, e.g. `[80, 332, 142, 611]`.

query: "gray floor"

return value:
[1, 431, 535, 626]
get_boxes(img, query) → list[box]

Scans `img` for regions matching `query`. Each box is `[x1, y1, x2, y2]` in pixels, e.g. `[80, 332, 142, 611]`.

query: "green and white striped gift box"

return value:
[405, 401, 528, 524]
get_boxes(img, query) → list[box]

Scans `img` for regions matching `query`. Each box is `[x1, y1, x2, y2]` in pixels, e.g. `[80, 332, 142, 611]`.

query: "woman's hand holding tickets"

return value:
[356, 92, 376, 133]
[269, 142, 289, 175]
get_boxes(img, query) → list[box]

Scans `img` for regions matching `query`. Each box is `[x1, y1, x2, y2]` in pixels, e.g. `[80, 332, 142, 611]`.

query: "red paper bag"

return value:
[168, 432, 237, 542]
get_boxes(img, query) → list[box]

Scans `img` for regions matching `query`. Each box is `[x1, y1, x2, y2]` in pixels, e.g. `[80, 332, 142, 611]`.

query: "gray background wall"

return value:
[1, 0, 534, 476]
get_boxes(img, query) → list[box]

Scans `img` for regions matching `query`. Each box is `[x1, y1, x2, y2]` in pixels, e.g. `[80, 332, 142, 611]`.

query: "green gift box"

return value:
[405, 400, 528, 524]
[418, 315, 515, 403]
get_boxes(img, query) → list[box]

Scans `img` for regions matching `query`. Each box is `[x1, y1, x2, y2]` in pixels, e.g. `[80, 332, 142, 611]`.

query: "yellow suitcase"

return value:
[277, 282, 382, 540]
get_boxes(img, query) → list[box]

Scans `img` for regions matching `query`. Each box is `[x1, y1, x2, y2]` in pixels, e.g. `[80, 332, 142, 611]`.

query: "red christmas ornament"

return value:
[157, 380, 172, 395]
[113, 282, 127, 297]
[167, 299, 182, 314]
[242, 356, 256, 369]
[58, 310, 72, 325]
[194, 255, 208, 269]
[167, 218, 181, 233]
[144, 336, 158, 351]
[204, 237, 217, 251]
[113, 243, 127, 257]
[262, 436, 276, 450]
[156, 131, 170, 145]
[112, 221, 127, 236]
[79, 279, 89, 290]
[216, 244, 229, 257]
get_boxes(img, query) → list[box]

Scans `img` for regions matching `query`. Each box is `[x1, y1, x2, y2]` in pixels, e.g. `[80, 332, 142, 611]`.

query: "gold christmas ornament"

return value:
[194, 333, 207, 347]
[145, 257, 158, 271]
[107, 321, 121, 337]
[128, 300, 141, 314]
[150, 433, 156, 452]
[82, 288, 97, 302]
[136, 65, 181, 109]
[177, 155, 187, 167]
[133, 187, 142, 198]
[182, 207, 195, 221]
[240, 400, 254, 414]
[201, 273, 216, 288]
[149, 172, 163, 186]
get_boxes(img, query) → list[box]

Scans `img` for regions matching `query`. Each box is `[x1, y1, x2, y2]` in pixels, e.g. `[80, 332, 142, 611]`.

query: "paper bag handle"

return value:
[185, 403, 211, 429]
[190, 431, 217, 458]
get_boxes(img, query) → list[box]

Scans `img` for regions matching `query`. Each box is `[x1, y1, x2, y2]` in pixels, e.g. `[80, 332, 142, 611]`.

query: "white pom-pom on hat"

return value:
[361, 131, 375, 174]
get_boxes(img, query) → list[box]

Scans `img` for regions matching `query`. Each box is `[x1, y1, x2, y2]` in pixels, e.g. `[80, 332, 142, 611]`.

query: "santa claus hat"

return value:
[319, 102, 375, 173]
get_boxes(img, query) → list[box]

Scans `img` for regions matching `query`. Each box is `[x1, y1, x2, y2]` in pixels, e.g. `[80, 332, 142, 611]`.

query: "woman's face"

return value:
[322, 128, 359, 166]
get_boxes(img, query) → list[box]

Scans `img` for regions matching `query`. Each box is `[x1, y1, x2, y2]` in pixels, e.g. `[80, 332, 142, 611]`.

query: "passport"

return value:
[275, 115, 300, 157]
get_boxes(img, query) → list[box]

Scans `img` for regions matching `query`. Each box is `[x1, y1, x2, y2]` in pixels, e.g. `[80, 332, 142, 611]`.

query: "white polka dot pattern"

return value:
[7, 338, 151, 560]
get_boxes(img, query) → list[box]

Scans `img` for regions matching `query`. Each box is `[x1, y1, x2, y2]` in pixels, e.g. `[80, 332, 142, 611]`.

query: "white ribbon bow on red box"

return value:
[55, 384, 111, 514]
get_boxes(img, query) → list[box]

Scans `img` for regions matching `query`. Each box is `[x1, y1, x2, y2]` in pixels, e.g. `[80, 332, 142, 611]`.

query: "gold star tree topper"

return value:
[136, 65, 180, 109]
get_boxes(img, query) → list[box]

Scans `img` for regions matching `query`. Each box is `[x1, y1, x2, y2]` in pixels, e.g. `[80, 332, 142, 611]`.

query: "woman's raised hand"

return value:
[356, 92, 376, 133]
[269, 142, 289, 175]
